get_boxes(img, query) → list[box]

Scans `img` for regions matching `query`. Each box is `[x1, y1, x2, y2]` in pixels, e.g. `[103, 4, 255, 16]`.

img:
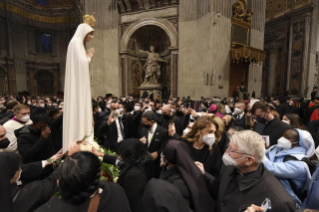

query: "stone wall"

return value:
[83, 0, 120, 98]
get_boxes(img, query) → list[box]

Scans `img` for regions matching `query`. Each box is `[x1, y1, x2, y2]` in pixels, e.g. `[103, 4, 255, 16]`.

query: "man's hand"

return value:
[108, 111, 116, 125]
[151, 152, 158, 159]
[195, 161, 205, 174]
[45, 148, 63, 166]
[191, 109, 198, 118]
[140, 137, 147, 144]
[168, 123, 176, 137]
[244, 205, 264, 212]
[41, 126, 51, 139]
[68, 143, 81, 156]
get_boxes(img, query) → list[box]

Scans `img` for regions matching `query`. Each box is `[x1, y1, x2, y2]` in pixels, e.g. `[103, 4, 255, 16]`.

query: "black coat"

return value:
[255, 117, 293, 147]
[160, 115, 183, 136]
[93, 113, 105, 142]
[103, 154, 151, 212]
[140, 124, 168, 158]
[20, 161, 43, 185]
[159, 166, 191, 208]
[99, 115, 132, 150]
[184, 140, 222, 177]
[204, 164, 296, 212]
[307, 119, 319, 148]
[35, 181, 132, 212]
[277, 103, 290, 119]
[16, 125, 55, 164]
[30, 107, 47, 120]
[11, 166, 60, 212]
[233, 113, 247, 129]
[48, 115, 63, 152]
[0, 110, 14, 120]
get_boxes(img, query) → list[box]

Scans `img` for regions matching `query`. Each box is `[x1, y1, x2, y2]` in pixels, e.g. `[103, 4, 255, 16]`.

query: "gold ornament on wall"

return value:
[83, 13, 97, 27]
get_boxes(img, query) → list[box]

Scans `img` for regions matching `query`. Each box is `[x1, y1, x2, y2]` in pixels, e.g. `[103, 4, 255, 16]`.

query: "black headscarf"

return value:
[163, 140, 215, 212]
[0, 152, 20, 212]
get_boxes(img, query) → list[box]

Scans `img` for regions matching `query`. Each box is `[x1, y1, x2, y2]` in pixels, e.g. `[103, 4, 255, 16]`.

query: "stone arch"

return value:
[120, 18, 178, 53]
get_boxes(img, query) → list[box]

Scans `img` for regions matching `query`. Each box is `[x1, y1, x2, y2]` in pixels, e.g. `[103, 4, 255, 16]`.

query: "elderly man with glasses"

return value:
[195, 130, 296, 212]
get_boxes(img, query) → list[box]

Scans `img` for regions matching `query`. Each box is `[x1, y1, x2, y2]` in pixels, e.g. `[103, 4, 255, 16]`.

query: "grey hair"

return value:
[142, 110, 156, 121]
[231, 130, 265, 164]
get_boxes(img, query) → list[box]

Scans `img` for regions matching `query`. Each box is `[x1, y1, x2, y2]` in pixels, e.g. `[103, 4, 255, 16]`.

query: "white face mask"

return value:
[234, 108, 242, 115]
[33, 103, 36, 106]
[277, 137, 292, 149]
[20, 115, 30, 122]
[134, 106, 141, 111]
[289, 101, 293, 106]
[0, 105, 3, 108]
[98, 108, 102, 113]
[48, 103, 52, 107]
[222, 153, 246, 168]
[39, 103, 45, 108]
[27, 101, 31, 105]
[183, 128, 190, 136]
[202, 134, 215, 146]
[2, 100, 5, 103]
[114, 109, 120, 117]
[107, 104, 110, 109]
[119, 108, 124, 113]
[157, 110, 162, 115]
[171, 109, 176, 113]
[282, 120, 290, 125]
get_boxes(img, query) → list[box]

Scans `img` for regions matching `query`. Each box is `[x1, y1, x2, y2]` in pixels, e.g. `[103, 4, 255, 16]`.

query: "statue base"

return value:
[138, 84, 163, 99]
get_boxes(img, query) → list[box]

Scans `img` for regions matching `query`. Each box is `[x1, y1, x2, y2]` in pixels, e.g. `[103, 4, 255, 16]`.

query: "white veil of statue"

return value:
[62, 23, 95, 153]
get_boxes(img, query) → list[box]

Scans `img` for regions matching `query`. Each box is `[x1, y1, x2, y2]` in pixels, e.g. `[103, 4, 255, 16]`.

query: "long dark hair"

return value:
[59, 151, 101, 205]
[115, 138, 153, 167]
[284, 113, 307, 130]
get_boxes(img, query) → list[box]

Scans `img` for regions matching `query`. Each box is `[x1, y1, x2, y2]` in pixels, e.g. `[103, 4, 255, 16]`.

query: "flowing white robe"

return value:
[63, 23, 95, 152]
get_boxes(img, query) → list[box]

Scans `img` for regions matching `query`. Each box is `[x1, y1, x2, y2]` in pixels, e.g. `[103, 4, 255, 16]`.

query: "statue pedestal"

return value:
[138, 84, 163, 98]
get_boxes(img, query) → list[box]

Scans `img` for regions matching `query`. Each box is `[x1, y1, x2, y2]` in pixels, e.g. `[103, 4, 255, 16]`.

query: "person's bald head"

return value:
[0, 125, 7, 141]
[162, 104, 172, 117]
[282, 129, 299, 147]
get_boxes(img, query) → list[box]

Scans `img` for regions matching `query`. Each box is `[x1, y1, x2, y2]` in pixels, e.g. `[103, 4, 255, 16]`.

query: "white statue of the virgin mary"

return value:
[62, 14, 98, 152]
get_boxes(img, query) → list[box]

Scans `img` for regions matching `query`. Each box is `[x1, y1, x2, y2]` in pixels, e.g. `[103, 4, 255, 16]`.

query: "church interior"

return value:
[0, 0, 318, 100]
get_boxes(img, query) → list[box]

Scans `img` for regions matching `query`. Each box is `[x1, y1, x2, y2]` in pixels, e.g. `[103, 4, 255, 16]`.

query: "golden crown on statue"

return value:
[83, 13, 97, 27]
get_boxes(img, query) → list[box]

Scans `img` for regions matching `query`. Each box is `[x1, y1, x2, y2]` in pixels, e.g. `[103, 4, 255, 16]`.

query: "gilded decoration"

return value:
[232, 0, 253, 23]
[0, 2, 76, 23]
[266, 0, 309, 20]
[231, 46, 267, 65]
[83, 13, 97, 27]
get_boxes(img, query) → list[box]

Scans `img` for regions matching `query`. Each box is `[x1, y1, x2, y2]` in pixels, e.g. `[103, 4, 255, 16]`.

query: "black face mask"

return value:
[0, 138, 10, 148]
[143, 124, 151, 129]
[163, 115, 170, 119]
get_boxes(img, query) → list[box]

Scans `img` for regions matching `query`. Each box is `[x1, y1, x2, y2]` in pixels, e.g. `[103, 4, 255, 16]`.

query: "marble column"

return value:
[266, 46, 276, 95]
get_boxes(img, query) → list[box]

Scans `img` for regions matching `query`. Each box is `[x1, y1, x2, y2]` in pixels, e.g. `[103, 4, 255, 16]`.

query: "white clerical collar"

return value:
[149, 123, 157, 133]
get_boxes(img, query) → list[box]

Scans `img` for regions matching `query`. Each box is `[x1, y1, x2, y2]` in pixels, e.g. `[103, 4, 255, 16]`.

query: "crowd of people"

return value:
[1, 93, 319, 212]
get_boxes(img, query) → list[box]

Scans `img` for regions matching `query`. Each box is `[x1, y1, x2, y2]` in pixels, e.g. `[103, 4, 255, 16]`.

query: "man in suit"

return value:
[99, 100, 130, 150]
[140, 111, 168, 161]
[160, 104, 183, 136]
[233, 102, 247, 129]
[252, 101, 292, 147]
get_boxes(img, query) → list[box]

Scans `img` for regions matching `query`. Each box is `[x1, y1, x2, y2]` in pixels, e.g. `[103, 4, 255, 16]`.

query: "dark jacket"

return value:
[0, 110, 14, 120]
[103, 154, 151, 212]
[233, 112, 247, 129]
[204, 164, 296, 212]
[277, 103, 290, 119]
[160, 115, 183, 136]
[307, 120, 319, 148]
[34, 181, 132, 212]
[255, 117, 293, 147]
[16, 125, 55, 164]
[48, 115, 63, 152]
[30, 107, 47, 120]
[93, 113, 105, 142]
[159, 166, 191, 207]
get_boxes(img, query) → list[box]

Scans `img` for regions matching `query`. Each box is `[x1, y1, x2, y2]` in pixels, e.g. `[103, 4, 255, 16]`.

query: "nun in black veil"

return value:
[143, 139, 216, 212]
[0, 152, 60, 212]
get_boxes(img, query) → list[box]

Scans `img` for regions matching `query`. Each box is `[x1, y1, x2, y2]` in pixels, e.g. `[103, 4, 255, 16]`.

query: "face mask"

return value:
[289, 101, 293, 106]
[33, 103, 36, 106]
[202, 134, 215, 146]
[282, 120, 290, 125]
[39, 104, 45, 108]
[20, 115, 30, 122]
[256, 114, 267, 124]
[234, 108, 241, 115]
[57, 99, 59, 102]
[113, 109, 120, 117]
[171, 109, 176, 113]
[0, 105, 3, 108]
[27, 101, 31, 105]
[2, 100, 5, 103]
[48, 103, 52, 107]
[277, 137, 292, 149]
[222, 153, 246, 168]
[107, 104, 111, 109]
[119, 108, 124, 113]
[134, 106, 141, 111]
[157, 110, 162, 115]
[183, 128, 190, 136]
[98, 108, 102, 113]
[143, 124, 151, 129]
